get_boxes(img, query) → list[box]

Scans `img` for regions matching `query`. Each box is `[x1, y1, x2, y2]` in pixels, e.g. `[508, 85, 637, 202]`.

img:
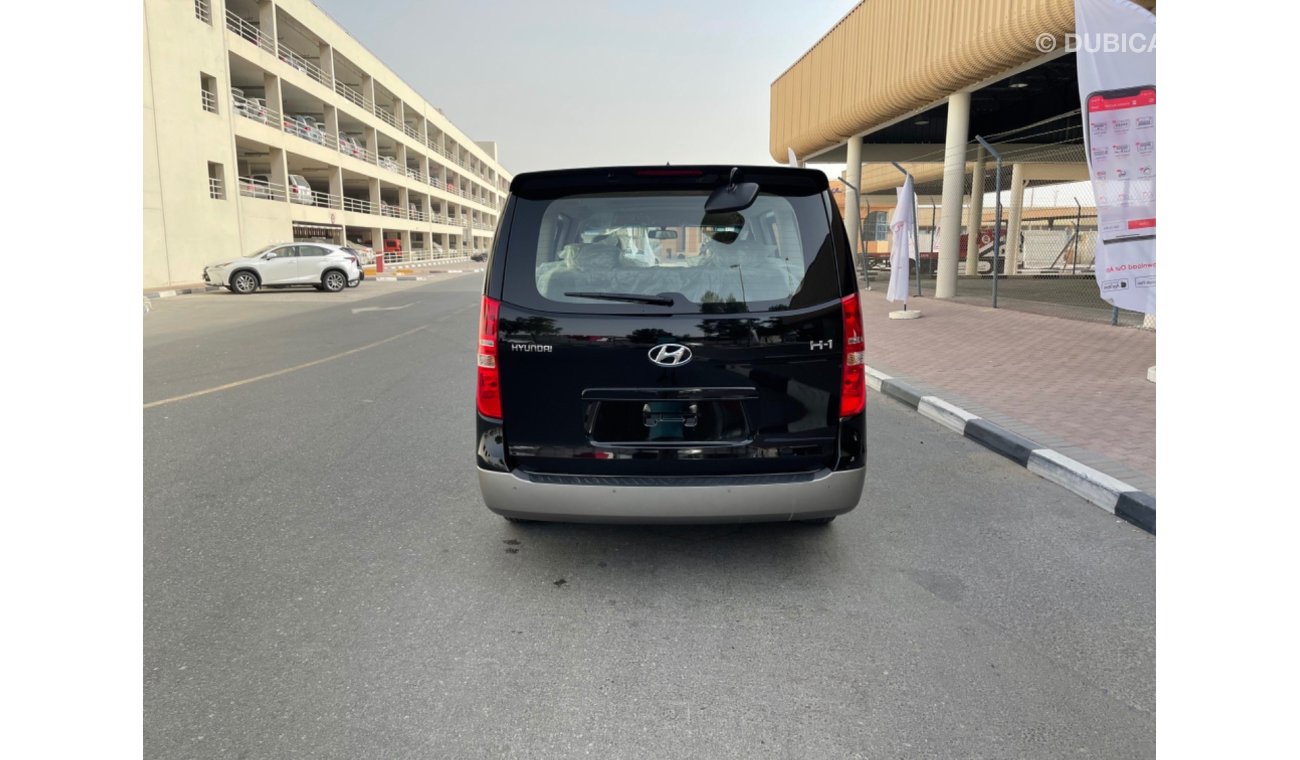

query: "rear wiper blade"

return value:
[564, 291, 674, 306]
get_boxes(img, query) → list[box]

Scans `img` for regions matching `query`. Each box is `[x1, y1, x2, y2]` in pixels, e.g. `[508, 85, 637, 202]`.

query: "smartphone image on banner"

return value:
[1086, 86, 1155, 244]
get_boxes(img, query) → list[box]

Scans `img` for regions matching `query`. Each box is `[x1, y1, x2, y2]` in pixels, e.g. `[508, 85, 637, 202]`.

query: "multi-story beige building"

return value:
[144, 0, 511, 288]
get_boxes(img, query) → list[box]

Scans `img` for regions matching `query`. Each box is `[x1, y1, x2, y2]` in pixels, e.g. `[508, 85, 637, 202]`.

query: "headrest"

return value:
[570, 239, 624, 270]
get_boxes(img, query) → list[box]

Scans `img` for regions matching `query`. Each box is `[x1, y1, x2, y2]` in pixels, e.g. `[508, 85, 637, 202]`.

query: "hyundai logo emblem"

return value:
[648, 343, 692, 367]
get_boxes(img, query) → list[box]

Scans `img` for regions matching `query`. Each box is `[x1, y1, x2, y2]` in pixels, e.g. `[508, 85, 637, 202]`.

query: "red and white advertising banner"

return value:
[1075, 0, 1156, 315]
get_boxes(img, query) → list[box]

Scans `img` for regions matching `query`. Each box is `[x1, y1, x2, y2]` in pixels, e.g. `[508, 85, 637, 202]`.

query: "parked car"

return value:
[287, 174, 314, 205]
[339, 133, 366, 159]
[469, 251, 488, 262]
[243, 174, 274, 199]
[474, 165, 866, 524]
[302, 117, 325, 144]
[231, 88, 271, 123]
[283, 114, 323, 143]
[341, 246, 366, 287]
[347, 242, 376, 265]
[250, 98, 273, 124]
[203, 242, 361, 294]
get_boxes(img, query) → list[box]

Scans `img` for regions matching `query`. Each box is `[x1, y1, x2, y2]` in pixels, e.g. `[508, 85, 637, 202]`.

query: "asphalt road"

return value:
[144, 274, 1155, 759]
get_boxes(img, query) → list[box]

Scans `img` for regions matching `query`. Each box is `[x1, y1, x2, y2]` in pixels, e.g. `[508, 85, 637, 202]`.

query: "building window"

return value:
[200, 74, 217, 114]
[194, 0, 211, 24]
[208, 162, 225, 200]
[864, 211, 890, 242]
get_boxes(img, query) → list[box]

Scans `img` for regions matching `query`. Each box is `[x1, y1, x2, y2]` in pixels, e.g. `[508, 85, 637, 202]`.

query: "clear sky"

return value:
[312, 0, 857, 175]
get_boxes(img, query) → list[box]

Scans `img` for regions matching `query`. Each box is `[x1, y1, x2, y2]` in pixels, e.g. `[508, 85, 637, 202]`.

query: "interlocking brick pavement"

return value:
[860, 287, 1156, 494]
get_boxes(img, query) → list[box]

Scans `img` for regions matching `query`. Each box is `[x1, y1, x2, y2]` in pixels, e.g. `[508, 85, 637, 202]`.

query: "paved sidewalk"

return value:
[860, 287, 1156, 495]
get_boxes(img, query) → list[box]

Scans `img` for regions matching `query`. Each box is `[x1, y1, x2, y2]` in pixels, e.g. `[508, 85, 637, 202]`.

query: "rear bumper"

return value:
[477, 466, 864, 524]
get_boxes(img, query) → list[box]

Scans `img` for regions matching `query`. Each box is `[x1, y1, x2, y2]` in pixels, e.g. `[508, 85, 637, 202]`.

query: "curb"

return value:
[867, 365, 1155, 535]
[373, 268, 484, 282]
[144, 285, 221, 299]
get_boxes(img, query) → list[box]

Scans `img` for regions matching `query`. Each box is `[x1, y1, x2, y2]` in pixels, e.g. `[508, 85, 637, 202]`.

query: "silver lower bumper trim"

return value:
[477, 467, 864, 524]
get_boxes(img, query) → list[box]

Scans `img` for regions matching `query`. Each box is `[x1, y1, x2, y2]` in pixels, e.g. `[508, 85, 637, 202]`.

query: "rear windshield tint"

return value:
[502, 190, 837, 314]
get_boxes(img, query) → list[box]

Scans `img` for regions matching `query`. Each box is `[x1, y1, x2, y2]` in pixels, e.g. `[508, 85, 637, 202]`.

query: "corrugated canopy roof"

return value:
[769, 0, 1156, 162]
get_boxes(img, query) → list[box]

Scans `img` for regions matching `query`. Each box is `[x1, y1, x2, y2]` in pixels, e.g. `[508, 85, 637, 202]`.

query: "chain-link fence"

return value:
[851, 111, 1150, 328]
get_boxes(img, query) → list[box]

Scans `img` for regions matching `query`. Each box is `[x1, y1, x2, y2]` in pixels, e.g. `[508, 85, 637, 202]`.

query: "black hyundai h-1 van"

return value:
[475, 166, 865, 524]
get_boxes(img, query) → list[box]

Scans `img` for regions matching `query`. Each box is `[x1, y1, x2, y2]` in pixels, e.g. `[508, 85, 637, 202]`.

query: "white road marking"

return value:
[143, 324, 430, 410]
[352, 303, 414, 314]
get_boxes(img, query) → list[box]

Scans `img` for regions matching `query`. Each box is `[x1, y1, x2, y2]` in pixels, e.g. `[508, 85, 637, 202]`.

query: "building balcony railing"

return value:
[334, 81, 372, 112]
[281, 114, 328, 148]
[195, 0, 211, 25]
[229, 89, 499, 204]
[238, 176, 285, 202]
[223, 12, 504, 192]
[408, 208, 428, 223]
[277, 45, 330, 89]
[375, 106, 399, 130]
[383, 248, 471, 266]
[208, 176, 224, 199]
[309, 191, 343, 210]
[201, 88, 217, 113]
[225, 9, 275, 55]
[335, 133, 376, 164]
[232, 89, 280, 126]
[379, 202, 405, 219]
[342, 196, 373, 215]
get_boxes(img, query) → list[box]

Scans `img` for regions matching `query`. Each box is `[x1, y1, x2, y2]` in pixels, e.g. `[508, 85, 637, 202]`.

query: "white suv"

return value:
[204, 243, 362, 294]
[287, 174, 314, 205]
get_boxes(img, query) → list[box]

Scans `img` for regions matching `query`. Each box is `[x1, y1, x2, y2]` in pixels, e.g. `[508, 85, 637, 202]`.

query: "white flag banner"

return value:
[886, 175, 916, 303]
[1075, 0, 1156, 315]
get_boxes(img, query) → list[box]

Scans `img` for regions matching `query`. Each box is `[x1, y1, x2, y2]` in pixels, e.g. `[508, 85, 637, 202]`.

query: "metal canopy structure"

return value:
[806, 56, 1085, 166]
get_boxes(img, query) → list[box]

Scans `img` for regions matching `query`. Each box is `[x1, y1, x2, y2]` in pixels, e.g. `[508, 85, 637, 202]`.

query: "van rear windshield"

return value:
[501, 190, 838, 314]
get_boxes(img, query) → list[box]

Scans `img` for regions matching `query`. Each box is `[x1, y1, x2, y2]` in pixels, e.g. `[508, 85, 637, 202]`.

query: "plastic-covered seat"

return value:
[694, 241, 802, 303]
[537, 237, 805, 306]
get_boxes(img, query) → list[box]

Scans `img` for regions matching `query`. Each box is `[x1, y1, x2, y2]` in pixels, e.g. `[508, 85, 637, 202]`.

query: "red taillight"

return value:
[476, 296, 502, 419]
[839, 293, 866, 417]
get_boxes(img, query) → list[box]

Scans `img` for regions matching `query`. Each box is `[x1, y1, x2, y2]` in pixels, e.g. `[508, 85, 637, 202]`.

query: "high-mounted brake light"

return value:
[476, 296, 502, 418]
[839, 293, 866, 417]
[635, 169, 704, 177]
